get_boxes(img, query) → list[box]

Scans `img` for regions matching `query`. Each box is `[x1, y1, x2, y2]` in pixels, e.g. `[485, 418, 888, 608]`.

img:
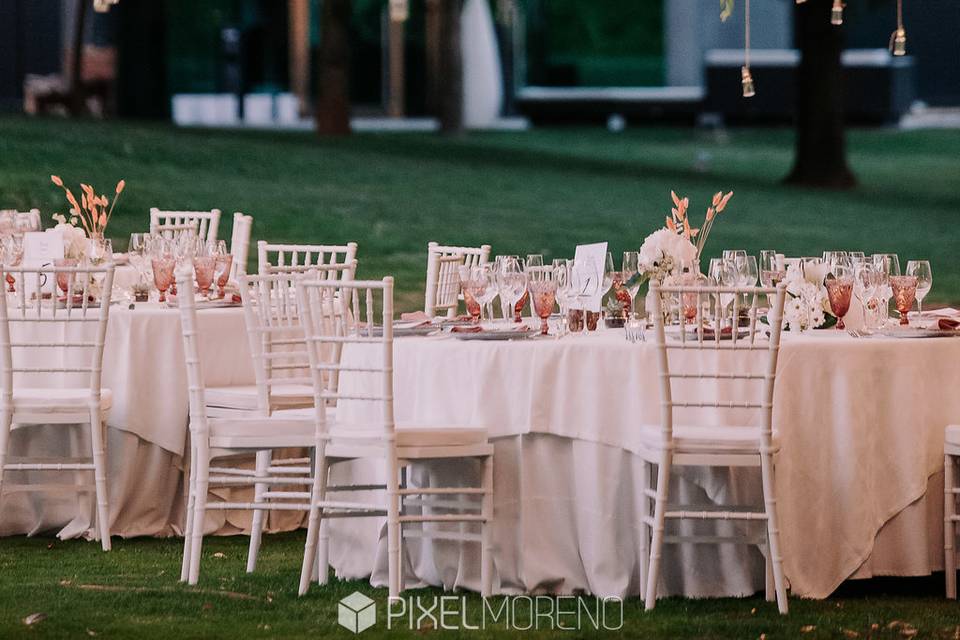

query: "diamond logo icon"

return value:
[338, 591, 376, 634]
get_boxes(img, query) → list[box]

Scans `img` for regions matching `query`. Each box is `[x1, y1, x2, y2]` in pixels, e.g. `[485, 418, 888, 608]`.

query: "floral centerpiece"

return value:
[48, 175, 125, 260]
[778, 262, 837, 332]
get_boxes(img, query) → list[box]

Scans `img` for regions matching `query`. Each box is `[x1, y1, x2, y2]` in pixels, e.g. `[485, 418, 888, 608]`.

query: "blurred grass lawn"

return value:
[0, 116, 958, 312]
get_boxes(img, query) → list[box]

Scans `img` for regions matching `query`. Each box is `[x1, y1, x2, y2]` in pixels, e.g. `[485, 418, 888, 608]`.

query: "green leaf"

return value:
[720, 0, 734, 22]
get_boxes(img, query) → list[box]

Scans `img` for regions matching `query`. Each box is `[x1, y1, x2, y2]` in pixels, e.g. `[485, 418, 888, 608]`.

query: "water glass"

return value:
[905, 260, 932, 316]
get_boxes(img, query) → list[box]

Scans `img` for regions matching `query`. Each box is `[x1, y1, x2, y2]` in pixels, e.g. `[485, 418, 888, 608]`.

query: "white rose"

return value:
[51, 223, 88, 260]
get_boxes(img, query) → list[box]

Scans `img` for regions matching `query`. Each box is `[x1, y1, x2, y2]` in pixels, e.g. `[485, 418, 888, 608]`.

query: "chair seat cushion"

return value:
[639, 424, 775, 455]
[207, 414, 315, 450]
[12, 387, 112, 412]
[946, 425, 960, 452]
[395, 427, 488, 448]
[204, 384, 314, 411]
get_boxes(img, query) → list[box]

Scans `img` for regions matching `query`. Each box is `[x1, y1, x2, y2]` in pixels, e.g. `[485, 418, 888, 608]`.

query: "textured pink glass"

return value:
[215, 253, 233, 298]
[890, 275, 918, 325]
[462, 286, 482, 323]
[825, 276, 854, 330]
[513, 290, 529, 323]
[194, 256, 215, 297]
[151, 256, 176, 302]
[54, 258, 79, 296]
[529, 280, 558, 335]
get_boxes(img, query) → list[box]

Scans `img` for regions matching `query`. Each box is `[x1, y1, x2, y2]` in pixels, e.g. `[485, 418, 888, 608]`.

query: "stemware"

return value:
[54, 257, 80, 298]
[759, 250, 785, 287]
[889, 275, 918, 325]
[825, 266, 855, 330]
[2, 235, 23, 292]
[86, 237, 114, 300]
[128, 233, 148, 286]
[527, 268, 558, 336]
[459, 265, 494, 324]
[194, 254, 216, 298]
[214, 245, 234, 299]
[853, 261, 881, 330]
[622, 251, 642, 312]
[601, 252, 616, 297]
[905, 260, 932, 316]
[151, 239, 176, 303]
[873, 254, 900, 321]
[496, 257, 527, 324]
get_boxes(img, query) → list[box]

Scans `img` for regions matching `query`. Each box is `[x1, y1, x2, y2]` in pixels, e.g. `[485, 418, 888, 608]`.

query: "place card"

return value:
[22, 230, 64, 296]
[571, 242, 608, 312]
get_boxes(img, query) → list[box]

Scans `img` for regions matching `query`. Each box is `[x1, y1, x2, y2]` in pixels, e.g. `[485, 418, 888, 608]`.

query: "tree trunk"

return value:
[68, 0, 88, 116]
[316, 0, 352, 136]
[784, 0, 856, 188]
[437, 0, 463, 135]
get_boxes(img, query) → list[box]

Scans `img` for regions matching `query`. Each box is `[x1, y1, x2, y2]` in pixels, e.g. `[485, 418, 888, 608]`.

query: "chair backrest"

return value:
[239, 265, 356, 415]
[297, 276, 394, 438]
[649, 281, 787, 450]
[0, 264, 115, 403]
[176, 268, 210, 437]
[229, 212, 253, 281]
[257, 241, 358, 281]
[150, 208, 221, 244]
[423, 241, 491, 318]
[151, 220, 199, 241]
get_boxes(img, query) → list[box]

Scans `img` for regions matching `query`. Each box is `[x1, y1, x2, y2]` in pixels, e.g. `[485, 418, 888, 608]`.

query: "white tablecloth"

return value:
[329, 326, 960, 598]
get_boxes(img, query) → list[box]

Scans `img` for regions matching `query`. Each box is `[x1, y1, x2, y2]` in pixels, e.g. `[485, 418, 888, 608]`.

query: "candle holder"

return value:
[741, 66, 755, 98]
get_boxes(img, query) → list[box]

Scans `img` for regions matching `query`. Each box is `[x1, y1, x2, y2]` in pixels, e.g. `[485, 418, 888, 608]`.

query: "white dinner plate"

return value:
[878, 327, 960, 339]
[453, 330, 533, 341]
[361, 325, 439, 337]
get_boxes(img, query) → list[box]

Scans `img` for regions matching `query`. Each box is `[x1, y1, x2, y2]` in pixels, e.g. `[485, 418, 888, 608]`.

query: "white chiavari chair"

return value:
[641, 281, 789, 614]
[229, 212, 253, 281]
[297, 276, 495, 598]
[0, 209, 42, 233]
[0, 264, 116, 550]
[257, 241, 358, 279]
[151, 220, 198, 241]
[150, 208, 220, 244]
[176, 268, 317, 586]
[424, 242, 491, 318]
[944, 428, 960, 597]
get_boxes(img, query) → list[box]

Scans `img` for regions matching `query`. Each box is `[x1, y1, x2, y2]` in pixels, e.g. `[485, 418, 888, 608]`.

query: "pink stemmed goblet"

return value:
[889, 275, 918, 326]
[151, 255, 176, 302]
[528, 279, 558, 335]
[825, 273, 855, 330]
[54, 257, 79, 298]
[193, 255, 215, 297]
[215, 253, 233, 298]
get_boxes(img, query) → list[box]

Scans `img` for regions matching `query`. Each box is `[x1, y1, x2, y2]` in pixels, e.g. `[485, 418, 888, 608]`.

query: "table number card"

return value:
[571, 241, 608, 312]
[22, 230, 64, 296]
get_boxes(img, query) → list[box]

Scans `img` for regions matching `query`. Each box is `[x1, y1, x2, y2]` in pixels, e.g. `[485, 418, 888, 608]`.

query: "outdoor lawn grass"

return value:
[0, 116, 958, 312]
[1, 533, 960, 639]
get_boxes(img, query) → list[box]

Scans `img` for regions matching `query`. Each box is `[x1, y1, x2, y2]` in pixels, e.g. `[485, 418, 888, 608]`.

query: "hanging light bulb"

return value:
[831, 0, 844, 25]
[741, 66, 756, 98]
[890, 0, 906, 56]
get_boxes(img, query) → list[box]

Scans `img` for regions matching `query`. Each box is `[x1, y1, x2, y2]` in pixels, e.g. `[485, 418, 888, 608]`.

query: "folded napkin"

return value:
[450, 325, 483, 333]
[400, 311, 431, 323]
[925, 307, 960, 318]
[938, 318, 960, 331]
[393, 319, 433, 330]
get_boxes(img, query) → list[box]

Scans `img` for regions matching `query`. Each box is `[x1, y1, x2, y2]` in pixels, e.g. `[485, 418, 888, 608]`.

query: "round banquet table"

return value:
[0, 302, 305, 540]
[326, 324, 960, 599]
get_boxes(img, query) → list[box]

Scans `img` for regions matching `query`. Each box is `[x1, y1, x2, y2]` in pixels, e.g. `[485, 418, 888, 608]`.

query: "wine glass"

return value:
[759, 250, 785, 287]
[825, 265, 854, 330]
[873, 254, 900, 322]
[622, 251, 642, 311]
[213, 241, 234, 299]
[527, 267, 558, 336]
[476, 265, 498, 323]
[496, 257, 527, 324]
[723, 249, 747, 262]
[525, 254, 544, 269]
[738, 255, 759, 287]
[128, 233, 148, 286]
[2, 235, 23, 292]
[889, 275, 918, 325]
[905, 260, 932, 317]
[86, 237, 113, 300]
[54, 257, 80, 299]
[459, 265, 492, 324]
[601, 251, 616, 297]
[194, 254, 216, 298]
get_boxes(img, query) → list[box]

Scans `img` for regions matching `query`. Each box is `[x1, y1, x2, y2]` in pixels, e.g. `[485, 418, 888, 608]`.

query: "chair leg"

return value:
[760, 452, 788, 614]
[480, 454, 494, 598]
[180, 442, 197, 582]
[188, 449, 210, 585]
[764, 540, 775, 602]
[299, 448, 328, 596]
[89, 409, 111, 551]
[246, 449, 271, 573]
[387, 454, 402, 599]
[644, 454, 672, 611]
[0, 410, 10, 508]
[316, 519, 330, 586]
[638, 459, 649, 601]
[946, 454, 957, 599]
